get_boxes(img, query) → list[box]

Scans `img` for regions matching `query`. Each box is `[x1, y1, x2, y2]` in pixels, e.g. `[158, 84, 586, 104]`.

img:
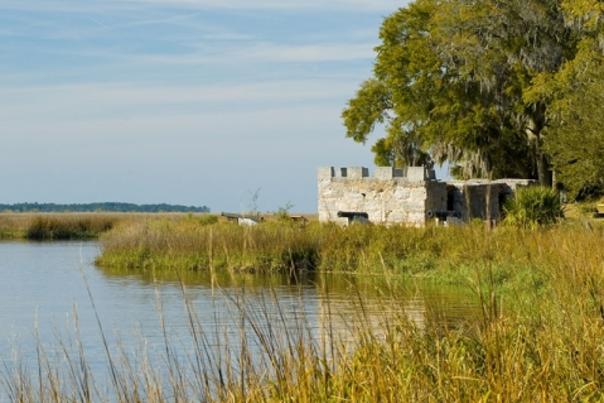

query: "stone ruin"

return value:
[318, 166, 534, 226]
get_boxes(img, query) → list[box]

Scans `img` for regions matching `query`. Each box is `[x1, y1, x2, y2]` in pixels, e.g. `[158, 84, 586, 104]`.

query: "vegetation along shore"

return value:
[2, 0, 603, 399]
[7, 216, 604, 401]
[82, 188, 604, 400]
[0, 213, 209, 241]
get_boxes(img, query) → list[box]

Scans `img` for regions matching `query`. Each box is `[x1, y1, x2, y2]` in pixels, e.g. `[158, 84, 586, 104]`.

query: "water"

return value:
[0, 241, 479, 396]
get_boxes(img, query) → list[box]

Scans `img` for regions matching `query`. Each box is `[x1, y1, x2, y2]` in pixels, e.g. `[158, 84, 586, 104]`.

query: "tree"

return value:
[343, 0, 576, 185]
[545, 70, 604, 199]
[527, 0, 604, 198]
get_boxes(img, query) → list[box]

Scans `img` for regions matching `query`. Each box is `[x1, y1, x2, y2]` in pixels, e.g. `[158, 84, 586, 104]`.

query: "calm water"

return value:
[0, 241, 479, 395]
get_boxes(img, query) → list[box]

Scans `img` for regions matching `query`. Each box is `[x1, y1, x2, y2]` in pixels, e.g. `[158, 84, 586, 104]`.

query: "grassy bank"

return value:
[0, 213, 217, 241]
[5, 219, 604, 400]
[7, 242, 604, 401]
[0, 213, 131, 241]
[97, 218, 604, 332]
[98, 218, 603, 279]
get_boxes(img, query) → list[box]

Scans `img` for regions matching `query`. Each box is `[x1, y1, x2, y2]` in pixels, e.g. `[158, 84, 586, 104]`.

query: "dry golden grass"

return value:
[4, 217, 604, 403]
[0, 212, 217, 240]
[98, 217, 604, 278]
[3, 217, 604, 401]
[6, 233, 604, 402]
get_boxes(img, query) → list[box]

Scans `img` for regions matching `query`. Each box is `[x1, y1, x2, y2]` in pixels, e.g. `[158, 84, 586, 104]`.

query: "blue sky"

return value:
[0, 0, 406, 212]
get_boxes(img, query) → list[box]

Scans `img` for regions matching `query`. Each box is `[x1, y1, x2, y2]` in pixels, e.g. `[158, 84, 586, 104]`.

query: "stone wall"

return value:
[447, 179, 534, 221]
[318, 166, 446, 227]
[318, 166, 534, 226]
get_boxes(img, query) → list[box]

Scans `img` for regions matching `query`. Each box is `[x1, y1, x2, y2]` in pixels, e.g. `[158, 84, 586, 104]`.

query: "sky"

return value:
[0, 0, 407, 213]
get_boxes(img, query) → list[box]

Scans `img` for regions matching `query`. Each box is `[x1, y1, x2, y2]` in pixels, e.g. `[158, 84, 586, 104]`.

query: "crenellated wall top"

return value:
[318, 166, 435, 182]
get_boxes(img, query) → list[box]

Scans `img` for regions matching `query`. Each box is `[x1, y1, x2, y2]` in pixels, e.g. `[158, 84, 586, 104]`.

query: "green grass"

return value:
[0, 213, 220, 241]
[5, 218, 604, 401]
[98, 219, 323, 272]
[98, 218, 602, 281]
[0, 213, 128, 241]
[24, 215, 116, 240]
[7, 242, 604, 401]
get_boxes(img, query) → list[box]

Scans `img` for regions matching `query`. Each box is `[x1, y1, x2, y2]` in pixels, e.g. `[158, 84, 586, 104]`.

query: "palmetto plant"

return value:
[504, 186, 564, 229]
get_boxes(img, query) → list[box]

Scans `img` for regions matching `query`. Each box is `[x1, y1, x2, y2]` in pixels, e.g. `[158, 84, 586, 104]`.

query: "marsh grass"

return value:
[0, 213, 218, 241]
[0, 214, 34, 240]
[99, 219, 603, 286]
[0, 213, 128, 241]
[4, 217, 604, 401]
[4, 245, 604, 402]
[25, 216, 116, 241]
[89, 218, 604, 399]
[99, 220, 323, 273]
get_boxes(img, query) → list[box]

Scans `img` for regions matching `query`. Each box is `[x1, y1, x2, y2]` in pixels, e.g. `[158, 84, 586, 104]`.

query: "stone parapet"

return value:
[317, 166, 335, 180]
[318, 166, 435, 182]
[347, 167, 369, 179]
[318, 165, 442, 227]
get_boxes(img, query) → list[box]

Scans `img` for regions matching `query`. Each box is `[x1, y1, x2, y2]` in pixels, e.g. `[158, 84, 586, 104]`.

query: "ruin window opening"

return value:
[447, 189, 455, 211]
[498, 192, 511, 217]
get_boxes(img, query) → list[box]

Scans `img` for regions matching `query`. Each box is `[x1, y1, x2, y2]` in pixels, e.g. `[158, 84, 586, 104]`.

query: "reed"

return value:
[98, 220, 323, 272]
[24, 215, 116, 240]
[4, 244, 604, 402]
[0, 213, 218, 241]
[5, 215, 604, 401]
[98, 218, 604, 281]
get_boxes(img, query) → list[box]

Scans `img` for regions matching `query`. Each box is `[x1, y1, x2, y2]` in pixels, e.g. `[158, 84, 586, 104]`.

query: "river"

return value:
[0, 241, 479, 398]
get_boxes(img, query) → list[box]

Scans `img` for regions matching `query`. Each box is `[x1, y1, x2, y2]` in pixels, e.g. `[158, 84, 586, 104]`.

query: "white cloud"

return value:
[231, 42, 376, 63]
[128, 42, 377, 66]
[8, 40, 376, 68]
[0, 0, 402, 13]
[0, 79, 358, 126]
[127, 0, 400, 11]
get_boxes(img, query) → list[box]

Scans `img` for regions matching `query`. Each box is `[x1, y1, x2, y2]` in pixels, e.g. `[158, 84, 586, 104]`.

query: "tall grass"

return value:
[0, 213, 127, 241]
[25, 216, 116, 240]
[99, 219, 604, 282]
[0, 213, 218, 241]
[4, 216, 604, 400]
[5, 234, 604, 402]
[99, 220, 323, 273]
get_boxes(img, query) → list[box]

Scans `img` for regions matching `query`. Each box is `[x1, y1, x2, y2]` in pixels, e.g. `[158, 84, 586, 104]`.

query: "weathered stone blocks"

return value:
[318, 166, 534, 227]
[318, 166, 444, 227]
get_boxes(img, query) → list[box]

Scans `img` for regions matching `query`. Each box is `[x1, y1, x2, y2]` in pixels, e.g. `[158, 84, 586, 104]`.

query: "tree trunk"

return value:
[485, 160, 494, 229]
[530, 104, 552, 187]
[534, 134, 553, 187]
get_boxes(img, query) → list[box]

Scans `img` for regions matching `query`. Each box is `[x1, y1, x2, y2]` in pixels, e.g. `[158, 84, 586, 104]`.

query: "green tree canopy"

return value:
[343, 0, 601, 194]
[527, 0, 604, 198]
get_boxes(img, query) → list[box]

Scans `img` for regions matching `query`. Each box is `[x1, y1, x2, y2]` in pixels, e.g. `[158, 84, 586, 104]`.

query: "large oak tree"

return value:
[343, 0, 596, 188]
[527, 0, 604, 198]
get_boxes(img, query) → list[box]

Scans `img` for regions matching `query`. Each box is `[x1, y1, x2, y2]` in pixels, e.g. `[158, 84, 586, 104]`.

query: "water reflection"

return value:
[0, 241, 479, 390]
[99, 263, 479, 334]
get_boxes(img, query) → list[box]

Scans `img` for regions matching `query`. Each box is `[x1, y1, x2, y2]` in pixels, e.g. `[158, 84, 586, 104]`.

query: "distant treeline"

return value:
[0, 202, 210, 213]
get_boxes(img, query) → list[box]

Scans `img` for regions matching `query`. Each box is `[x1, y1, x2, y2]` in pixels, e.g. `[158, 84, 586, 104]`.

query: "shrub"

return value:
[504, 186, 564, 229]
[196, 214, 219, 226]
[26, 216, 116, 240]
